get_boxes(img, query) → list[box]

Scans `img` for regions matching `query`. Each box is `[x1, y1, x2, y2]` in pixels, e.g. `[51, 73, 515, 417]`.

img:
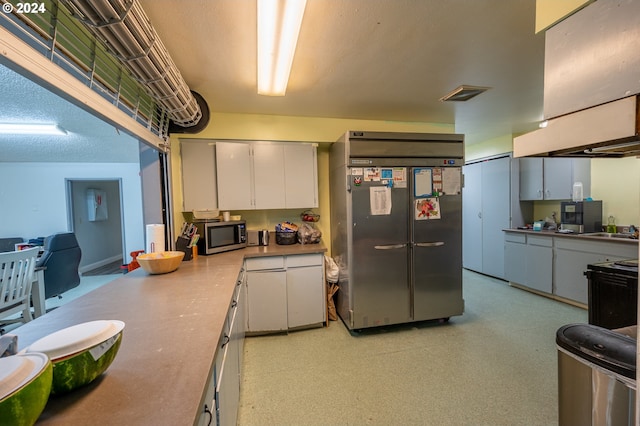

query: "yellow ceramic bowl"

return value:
[137, 251, 185, 274]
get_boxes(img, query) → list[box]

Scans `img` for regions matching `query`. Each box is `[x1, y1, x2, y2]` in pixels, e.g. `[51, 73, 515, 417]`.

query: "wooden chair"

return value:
[0, 247, 40, 327]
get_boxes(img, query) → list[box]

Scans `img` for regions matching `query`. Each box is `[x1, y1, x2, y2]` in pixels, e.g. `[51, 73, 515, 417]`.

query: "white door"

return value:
[253, 144, 286, 209]
[480, 157, 510, 279]
[216, 142, 253, 210]
[284, 144, 318, 208]
[246, 270, 287, 332]
[286, 265, 324, 328]
[462, 162, 483, 272]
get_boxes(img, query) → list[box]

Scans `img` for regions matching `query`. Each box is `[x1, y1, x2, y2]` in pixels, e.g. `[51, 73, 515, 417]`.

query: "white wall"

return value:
[0, 162, 145, 262]
[71, 179, 123, 270]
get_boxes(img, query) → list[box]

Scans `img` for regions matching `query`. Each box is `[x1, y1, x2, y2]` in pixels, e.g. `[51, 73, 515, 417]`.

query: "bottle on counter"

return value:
[607, 215, 617, 233]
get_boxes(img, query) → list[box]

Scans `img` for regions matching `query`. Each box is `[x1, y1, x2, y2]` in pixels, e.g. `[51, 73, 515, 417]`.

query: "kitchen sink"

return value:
[581, 232, 635, 239]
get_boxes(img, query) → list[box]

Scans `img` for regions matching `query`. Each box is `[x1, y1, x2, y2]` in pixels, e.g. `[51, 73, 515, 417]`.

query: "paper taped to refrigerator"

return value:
[370, 186, 392, 215]
[414, 168, 433, 197]
[442, 167, 462, 195]
[415, 198, 441, 220]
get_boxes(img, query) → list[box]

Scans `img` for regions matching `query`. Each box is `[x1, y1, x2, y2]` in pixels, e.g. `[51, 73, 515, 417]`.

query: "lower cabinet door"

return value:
[246, 270, 287, 332]
[286, 265, 324, 328]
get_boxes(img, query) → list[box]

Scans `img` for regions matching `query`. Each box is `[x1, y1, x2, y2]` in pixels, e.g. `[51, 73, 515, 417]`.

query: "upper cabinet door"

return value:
[181, 141, 217, 211]
[283, 144, 318, 208]
[543, 158, 573, 200]
[519, 158, 544, 200]
[253, 144, 286, 209]
[216, 142, 253, 210]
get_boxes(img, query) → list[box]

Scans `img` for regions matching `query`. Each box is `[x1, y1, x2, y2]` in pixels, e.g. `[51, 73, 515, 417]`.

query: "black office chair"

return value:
[37, 232, 82, 299]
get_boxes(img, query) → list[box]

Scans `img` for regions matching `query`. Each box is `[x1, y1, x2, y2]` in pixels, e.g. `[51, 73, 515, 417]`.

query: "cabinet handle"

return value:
[221, 335, 230, 348]
[204, 404, 213, 426]
[478, 212, 482, 219]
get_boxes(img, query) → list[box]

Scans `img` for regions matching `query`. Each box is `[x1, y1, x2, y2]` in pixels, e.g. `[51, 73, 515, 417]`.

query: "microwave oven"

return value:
[194, 220, 247, 255]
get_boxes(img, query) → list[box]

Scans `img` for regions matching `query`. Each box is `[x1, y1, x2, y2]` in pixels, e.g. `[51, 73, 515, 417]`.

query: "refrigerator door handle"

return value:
[414, 242, 445, 247]
[374, 243, 407, 250]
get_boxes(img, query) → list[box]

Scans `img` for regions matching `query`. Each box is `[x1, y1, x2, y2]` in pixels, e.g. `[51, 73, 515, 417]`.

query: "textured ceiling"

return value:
[139, 0, 546, 145]
[1, 0, 545, 163]
[0, 65, 139, 163]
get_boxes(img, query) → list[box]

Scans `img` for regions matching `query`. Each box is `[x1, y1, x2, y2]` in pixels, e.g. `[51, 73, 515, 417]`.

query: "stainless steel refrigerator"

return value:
[329, 131, 465, 330]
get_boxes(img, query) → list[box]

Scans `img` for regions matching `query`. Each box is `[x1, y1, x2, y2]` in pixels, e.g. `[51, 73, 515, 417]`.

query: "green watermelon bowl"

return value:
[24, 320, 125, 395]
[0, 352, 53, 426]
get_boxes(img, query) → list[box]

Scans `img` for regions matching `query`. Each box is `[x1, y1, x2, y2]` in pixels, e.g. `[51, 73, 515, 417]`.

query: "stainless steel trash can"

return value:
[556, 324, 636, 426]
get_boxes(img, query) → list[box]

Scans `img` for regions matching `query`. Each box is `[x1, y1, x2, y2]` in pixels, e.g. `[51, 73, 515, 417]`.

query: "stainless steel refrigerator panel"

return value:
[412, 194, 464, 321]
[350, 181, 411, 328]
[328, 142, 351, 323]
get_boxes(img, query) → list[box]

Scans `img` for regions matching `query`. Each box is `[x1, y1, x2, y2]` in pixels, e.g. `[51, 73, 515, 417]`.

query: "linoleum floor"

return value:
[237, 269, 587, 426]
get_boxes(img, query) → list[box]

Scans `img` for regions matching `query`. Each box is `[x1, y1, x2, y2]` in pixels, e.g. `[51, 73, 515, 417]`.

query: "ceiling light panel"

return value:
[257, 0, 307, 96]
[0, 123, 68, 135]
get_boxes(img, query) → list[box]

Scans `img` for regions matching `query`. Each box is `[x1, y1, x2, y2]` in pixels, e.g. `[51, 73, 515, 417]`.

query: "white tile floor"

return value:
[237, 270, 588, 426]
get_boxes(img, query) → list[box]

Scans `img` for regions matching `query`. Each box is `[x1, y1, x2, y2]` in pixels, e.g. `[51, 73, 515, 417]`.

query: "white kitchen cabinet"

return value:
[553, 238, 637, 304]
[504, 231, 638, 305]
[246, 268, 288, 333]
[519, 158, 590, 200]
[216, 141, 318, 210]
[181, 140, 218, 211]
[199, 270, 245, 426]
[525, 235, 553, 294]
[504, 232, 553, 293]
[253, 143, 286, 209]
[285, 254, 325, 329]
[463, 156, 529, 279]
[245, 253, 325, 333]
[504, 233, 527, 285]
[283, 144, 318, 208]
[215, 142, 253, 210]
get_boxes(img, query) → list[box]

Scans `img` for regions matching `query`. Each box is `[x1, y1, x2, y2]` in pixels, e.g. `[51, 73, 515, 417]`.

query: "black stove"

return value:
[587, 259, 639, 277]
[586, 259, 638, 329]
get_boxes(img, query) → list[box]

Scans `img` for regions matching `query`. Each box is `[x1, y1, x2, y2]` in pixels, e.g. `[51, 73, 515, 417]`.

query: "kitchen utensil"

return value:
[137, 251, 185, 274]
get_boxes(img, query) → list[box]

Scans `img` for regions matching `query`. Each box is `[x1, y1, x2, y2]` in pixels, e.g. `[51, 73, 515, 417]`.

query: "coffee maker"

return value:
[560, 201, 603, 233]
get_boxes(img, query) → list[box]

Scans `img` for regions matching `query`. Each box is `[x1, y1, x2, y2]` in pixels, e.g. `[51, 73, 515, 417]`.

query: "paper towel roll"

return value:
[146, 224, 165, 253]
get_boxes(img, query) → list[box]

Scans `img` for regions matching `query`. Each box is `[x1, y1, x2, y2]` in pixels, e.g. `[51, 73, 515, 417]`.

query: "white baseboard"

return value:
[79, 254, 123, 274]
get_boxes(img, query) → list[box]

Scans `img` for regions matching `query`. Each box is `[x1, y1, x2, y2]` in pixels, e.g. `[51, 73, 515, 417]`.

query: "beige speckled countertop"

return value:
[13, 243, 326, 425]
[504, 228, 638, 245]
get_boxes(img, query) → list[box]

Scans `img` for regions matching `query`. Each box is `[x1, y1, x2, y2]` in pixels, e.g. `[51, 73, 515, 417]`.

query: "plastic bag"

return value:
[325, 256, 340, 321]
[297, 222, 322, 244]
[324, 255, 339, 284]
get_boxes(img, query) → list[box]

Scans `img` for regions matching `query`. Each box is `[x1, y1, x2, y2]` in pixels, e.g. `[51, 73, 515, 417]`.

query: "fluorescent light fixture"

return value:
[257, 0, 307, 96]
[0, 123, 67, 135]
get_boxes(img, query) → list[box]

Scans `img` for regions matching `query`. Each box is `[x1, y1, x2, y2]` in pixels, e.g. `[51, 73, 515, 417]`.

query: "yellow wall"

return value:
[465, 134, 514, 161]
[170, 112, 454, 250]
[535, 0, 592, 33]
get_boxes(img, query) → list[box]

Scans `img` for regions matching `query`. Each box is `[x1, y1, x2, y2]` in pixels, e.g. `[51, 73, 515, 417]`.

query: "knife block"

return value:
[175, 236, 193, 261]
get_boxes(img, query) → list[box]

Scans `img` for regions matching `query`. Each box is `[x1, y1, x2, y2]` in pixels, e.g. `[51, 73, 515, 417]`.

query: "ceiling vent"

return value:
[440, 85, 490, 102]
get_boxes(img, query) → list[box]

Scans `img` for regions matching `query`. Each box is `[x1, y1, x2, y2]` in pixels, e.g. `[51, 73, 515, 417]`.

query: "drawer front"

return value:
[504, 232, 526, 244]
[286, 253, 323, 268]
[245, 256, 284, 271]
[528, 235, 553, 247]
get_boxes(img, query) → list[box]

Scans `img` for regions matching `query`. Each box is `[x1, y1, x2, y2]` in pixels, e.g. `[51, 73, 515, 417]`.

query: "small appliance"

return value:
[194, 220, 247, 255]
[559, 200, 602, 233]
[247, 229, 270, 246]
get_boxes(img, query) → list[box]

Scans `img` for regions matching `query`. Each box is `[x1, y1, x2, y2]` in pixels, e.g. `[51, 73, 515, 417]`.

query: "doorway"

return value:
[66, 179, 125, 274]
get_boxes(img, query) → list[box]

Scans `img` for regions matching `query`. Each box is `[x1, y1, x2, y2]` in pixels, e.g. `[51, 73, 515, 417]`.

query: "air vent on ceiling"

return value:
[440, 85, 490, 102]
